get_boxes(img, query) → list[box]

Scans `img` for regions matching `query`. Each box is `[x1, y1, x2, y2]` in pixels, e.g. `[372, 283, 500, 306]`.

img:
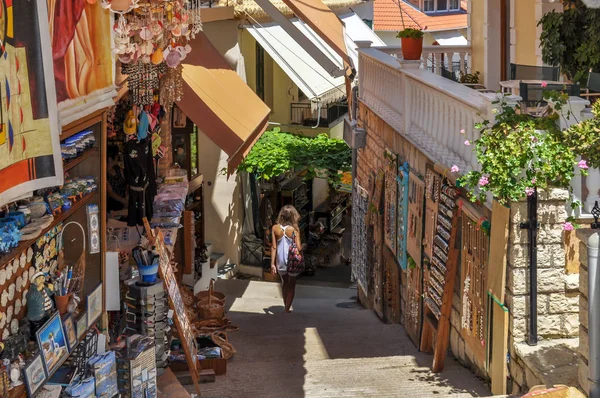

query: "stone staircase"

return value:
[193, 279, 496, 398]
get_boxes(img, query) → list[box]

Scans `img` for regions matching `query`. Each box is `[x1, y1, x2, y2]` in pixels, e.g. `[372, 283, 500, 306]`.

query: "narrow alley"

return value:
[194, 279, 492, 398]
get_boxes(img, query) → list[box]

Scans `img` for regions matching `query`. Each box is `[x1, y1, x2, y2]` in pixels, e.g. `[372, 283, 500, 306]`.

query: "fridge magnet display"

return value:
[62, 315, 78, 352]
[86, 283, 103, 327]
[76, 312, 87, 340]
[36, 312, 69, 375]
[23, 353, 47, 397]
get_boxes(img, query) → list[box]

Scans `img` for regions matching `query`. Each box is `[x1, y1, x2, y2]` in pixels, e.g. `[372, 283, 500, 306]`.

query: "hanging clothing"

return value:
[276, 225, 300, 276]
[107, 165, 127, 198]
[124, 138, 157, 226]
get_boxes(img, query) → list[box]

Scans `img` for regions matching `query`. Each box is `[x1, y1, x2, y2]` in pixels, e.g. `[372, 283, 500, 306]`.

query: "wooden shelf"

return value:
[0, 192, 98, 267]
[63, 147, 99, 172]
[60, 109, 104, 141]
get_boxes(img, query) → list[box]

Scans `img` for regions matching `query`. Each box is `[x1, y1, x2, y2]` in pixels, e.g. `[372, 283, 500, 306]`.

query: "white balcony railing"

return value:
[358, 43, 491, 175]
[373, 45, 471, 79]
[358, 43, 600, 216]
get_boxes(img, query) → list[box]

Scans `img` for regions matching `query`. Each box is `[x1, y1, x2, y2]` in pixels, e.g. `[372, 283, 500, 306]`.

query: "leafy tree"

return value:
[238, 128, 351, 186]
[538, 0, 600, 84]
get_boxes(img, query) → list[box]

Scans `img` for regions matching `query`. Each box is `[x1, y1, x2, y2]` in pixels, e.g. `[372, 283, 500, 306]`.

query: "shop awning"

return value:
[177, 32, 271, 175]
[281, 0, 355, 78]
[245, 13, 383, 109]
[432, 30, 468, 46]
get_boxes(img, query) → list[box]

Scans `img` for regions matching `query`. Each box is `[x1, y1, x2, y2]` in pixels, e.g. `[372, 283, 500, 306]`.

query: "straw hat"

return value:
[123, 110, 137, 135]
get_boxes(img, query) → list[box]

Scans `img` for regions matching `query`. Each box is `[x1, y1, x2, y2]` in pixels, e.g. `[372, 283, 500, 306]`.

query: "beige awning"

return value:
[281, 0, 355, 78]
[177, 32, 271, 175]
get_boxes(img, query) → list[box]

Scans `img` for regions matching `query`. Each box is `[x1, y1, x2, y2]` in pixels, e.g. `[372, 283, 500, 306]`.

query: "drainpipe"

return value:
[589, 209, 600, 397]
[520, 188, 538, 346]
[351, 86, 359, 181]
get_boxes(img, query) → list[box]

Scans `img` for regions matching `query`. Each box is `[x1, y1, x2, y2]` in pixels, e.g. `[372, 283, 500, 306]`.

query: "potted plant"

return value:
[395, 0, 424, 61]
[397, 28, 425, 60]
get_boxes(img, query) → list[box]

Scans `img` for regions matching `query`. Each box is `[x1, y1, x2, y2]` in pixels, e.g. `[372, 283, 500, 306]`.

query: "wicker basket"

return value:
[196, 280, 225, 320]
[195, 279, 226, 305]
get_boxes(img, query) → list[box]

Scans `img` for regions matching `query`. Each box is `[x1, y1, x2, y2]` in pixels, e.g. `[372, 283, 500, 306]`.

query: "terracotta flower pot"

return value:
[401, 37, 423, 61]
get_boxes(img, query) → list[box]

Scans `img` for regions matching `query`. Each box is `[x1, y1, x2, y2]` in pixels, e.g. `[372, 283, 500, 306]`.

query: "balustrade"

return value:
[358, 45, 491, 176]
[373, 45, 471, 79]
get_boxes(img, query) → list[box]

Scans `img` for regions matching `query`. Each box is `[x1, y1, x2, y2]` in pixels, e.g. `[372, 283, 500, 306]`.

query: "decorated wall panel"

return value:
[351, 181, 368, 293]
[383, 149, 397, 255]
[0, 1, 63, 207]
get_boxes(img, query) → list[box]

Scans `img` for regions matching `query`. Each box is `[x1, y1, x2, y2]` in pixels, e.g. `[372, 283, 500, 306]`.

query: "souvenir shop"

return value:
[0, 1, 239, 397]
[354, 106, 495, 377]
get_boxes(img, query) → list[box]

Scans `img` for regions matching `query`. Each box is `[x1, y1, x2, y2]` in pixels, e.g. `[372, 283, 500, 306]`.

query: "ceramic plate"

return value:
[10, 319, 17, 335]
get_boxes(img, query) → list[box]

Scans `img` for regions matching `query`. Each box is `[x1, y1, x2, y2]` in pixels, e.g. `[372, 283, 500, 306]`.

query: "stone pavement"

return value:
[190, 279, 493, 398]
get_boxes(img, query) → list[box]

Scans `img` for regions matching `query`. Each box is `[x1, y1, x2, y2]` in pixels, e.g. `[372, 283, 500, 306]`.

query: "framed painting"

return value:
[76, 311, 87, 340]
[62, 314, 77, 352]
[0, 1, 63, 207]
[86, 283, 103, 327]
[23, 353, 47, 397]
[36, 312, 69, 375]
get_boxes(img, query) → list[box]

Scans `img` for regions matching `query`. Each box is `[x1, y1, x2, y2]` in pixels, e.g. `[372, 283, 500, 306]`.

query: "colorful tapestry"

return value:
[396, 161, 409, 270]
[47, 0, 113, 104]
[0, 1, 62, 207]
[383, 149, 397, 255]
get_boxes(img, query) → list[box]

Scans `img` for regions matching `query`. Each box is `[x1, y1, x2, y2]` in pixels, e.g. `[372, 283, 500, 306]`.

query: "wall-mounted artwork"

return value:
[47, 0, 113, 104]
[0, 1, 63, 207]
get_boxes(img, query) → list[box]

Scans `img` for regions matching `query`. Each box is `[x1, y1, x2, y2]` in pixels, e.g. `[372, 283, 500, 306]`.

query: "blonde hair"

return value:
[276, 205, 300, 232]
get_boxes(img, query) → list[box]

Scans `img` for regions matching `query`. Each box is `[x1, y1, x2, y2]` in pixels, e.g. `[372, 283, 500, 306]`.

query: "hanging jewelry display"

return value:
[102, 0, 203, 104]
[459, 209, 490, 363]
[425, 183, 457, 319]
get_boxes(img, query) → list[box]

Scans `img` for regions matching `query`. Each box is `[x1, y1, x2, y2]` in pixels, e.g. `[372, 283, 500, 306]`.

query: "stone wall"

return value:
[505, 189, 579, 393]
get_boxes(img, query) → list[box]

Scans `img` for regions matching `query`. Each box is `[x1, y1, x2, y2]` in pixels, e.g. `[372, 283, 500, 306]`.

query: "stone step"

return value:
[209, 252, 225, 269]
[217, 263, 238, 280]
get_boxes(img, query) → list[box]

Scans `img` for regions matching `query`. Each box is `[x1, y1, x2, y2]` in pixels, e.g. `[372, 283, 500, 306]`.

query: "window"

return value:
[256, 43, 265, 100]
[423, 0, 460, 12]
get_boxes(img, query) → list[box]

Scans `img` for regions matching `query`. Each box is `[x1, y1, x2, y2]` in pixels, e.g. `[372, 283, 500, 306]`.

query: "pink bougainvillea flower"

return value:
[479, 176, 489, 187]
[525, 187, 535, 196]
[531, 177, 536, 184]
[464, 140, 471, 146]
[563, 222, 574, 231]
[450, 165, 460, 173]
[530, 135, 538, 143]
[578, 160, 589, 169]
[460, 129, 466, 134]
[541, 81, 548, 88]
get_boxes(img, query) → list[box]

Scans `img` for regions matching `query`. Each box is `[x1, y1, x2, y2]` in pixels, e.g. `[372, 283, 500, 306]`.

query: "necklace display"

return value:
[102, 0, 202, 104]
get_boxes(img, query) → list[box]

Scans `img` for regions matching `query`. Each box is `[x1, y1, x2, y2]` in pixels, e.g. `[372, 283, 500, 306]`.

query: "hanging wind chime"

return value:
[100, 0, 203, 106]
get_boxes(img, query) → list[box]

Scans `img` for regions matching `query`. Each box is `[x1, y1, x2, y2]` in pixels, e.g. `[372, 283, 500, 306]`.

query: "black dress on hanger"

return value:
[124, 138, 157, 226]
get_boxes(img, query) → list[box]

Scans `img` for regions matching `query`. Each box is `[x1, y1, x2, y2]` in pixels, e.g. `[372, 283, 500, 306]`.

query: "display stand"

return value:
[143, 218, 201, 396]
[420, 186, 461, 372]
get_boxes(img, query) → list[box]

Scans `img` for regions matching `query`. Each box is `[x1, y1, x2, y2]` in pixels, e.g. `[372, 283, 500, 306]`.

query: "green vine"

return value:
[457, 94, 588, 205]
[538, 0, 600, 84]
[237, 128, 351, 186]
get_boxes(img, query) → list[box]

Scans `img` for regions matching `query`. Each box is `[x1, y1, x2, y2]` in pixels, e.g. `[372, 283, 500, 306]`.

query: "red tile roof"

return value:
[374, 0, 468, 32]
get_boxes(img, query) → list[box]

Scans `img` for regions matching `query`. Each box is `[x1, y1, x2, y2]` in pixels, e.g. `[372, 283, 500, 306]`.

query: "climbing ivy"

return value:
[238, 128, 351, 186]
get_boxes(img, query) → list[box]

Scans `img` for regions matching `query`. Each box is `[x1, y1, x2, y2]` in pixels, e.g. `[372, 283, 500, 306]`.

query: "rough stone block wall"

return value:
[505, 188, 578, 393]
[577, 229, 593, 395]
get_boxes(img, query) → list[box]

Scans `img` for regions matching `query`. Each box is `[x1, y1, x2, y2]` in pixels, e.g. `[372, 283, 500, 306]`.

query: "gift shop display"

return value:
[115, 335, 158, 398]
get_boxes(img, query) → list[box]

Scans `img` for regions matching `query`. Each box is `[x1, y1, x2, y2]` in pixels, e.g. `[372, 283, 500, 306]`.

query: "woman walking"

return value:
[271, 205, 304, 313]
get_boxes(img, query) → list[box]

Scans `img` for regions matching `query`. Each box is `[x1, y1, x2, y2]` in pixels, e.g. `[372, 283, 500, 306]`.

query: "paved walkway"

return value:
[193, 279, 492, 398]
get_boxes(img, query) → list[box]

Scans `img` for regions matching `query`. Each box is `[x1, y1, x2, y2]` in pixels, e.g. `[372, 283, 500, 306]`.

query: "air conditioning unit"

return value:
[343, 116, 366, 149]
